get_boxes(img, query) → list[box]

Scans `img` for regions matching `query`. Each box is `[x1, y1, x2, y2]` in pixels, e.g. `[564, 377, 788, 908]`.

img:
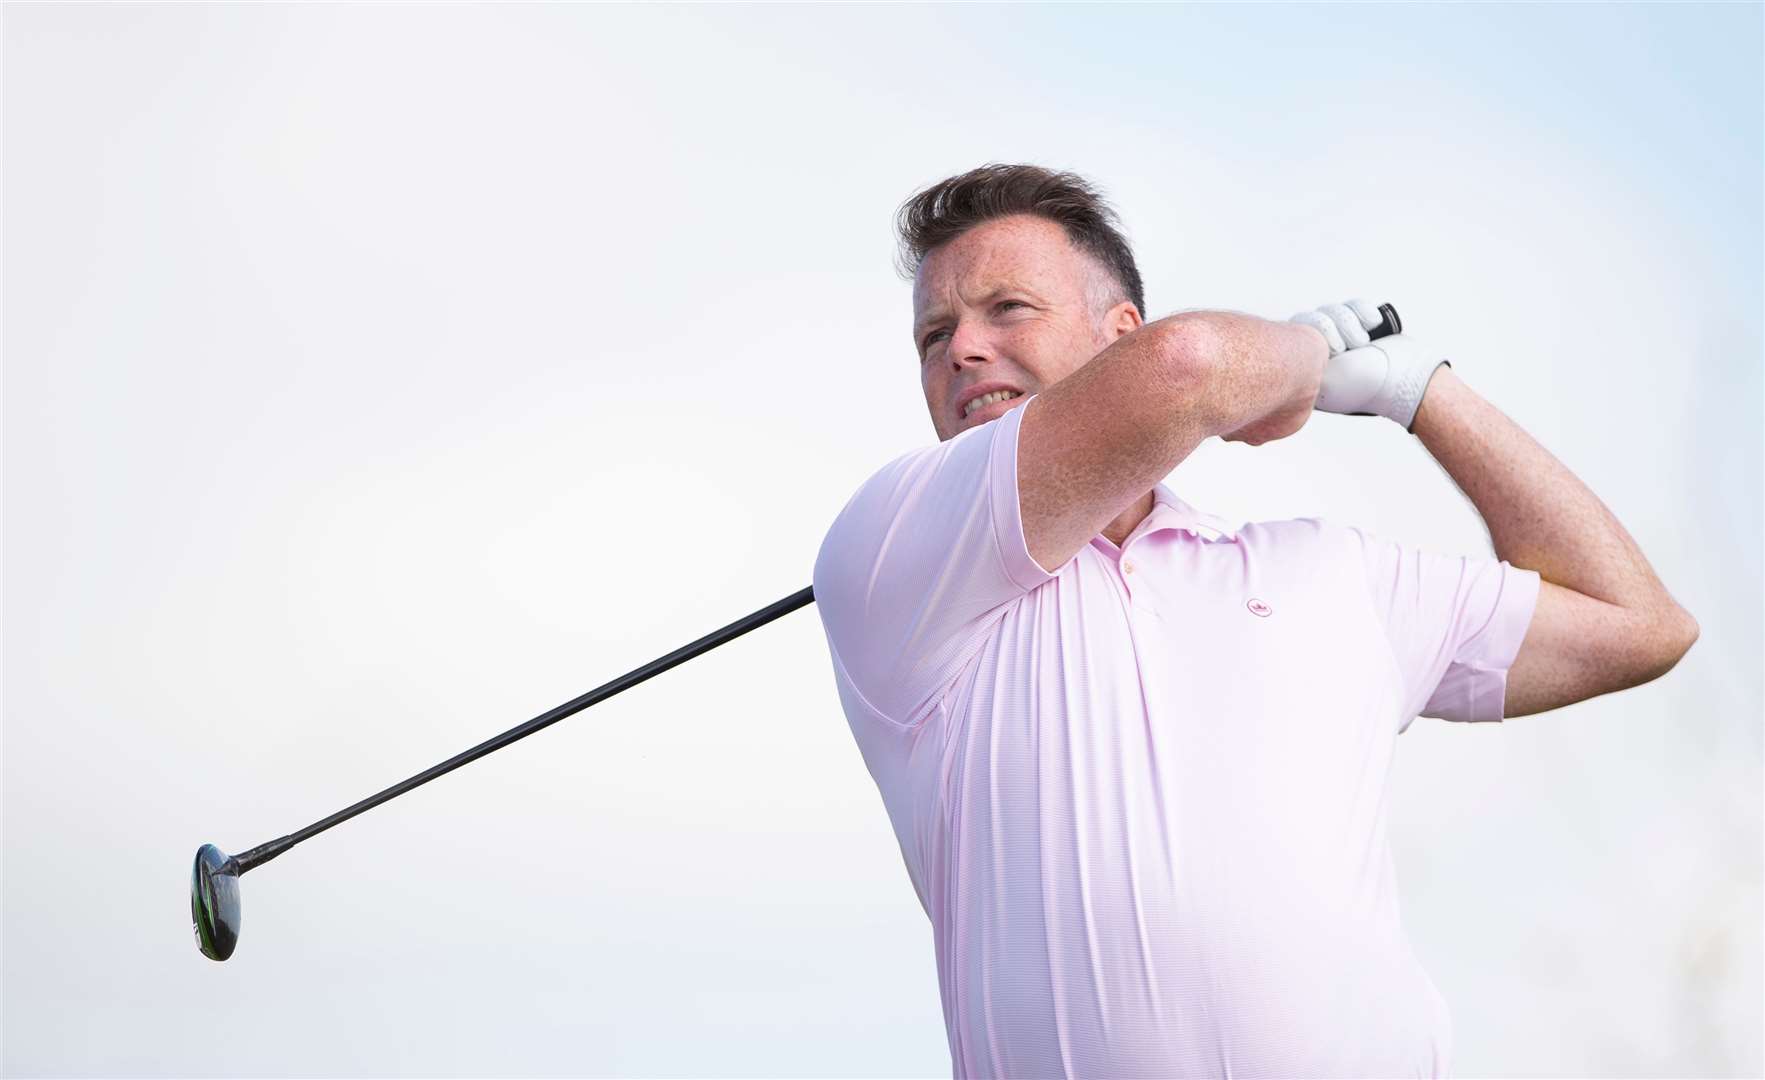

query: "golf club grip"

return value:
[1335, 302, 1402, 421]
[1369, 303, 1401, 340]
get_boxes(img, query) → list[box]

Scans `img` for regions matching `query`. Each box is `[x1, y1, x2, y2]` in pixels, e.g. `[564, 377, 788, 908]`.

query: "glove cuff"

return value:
[1396, 360, 1451, 432]
[1317, 334, 1451, 431]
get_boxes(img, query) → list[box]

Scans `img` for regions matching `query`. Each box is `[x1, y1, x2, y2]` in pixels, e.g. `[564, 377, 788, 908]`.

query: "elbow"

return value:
[1633, 604, 1700, 682]
[1150, 310, 1325, 438]
[1658, 600, 1699, 658]
[1665, 606, 1700, 664]
[1153, 312, 1219, 380]
[1148, 314, 1223, 423]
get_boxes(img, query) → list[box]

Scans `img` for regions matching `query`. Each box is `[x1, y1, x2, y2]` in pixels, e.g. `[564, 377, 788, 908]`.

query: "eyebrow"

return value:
[914, 286, 1044, 341]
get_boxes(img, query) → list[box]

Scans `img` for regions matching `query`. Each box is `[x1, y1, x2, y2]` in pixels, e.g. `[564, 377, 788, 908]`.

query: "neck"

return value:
[1101, 490, 1156, 548]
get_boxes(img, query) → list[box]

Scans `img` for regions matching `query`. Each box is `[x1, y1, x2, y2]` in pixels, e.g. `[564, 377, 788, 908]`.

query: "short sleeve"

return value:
[812, 397, 1057, 728]
[1347, 524, 1542, 730]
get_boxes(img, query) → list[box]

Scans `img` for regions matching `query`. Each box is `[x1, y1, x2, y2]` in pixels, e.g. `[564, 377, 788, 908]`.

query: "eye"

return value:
[921, 302, 1028, 354]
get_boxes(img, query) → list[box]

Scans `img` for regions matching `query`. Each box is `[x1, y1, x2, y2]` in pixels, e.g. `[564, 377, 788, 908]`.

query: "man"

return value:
[810, 164, 1698, 1078]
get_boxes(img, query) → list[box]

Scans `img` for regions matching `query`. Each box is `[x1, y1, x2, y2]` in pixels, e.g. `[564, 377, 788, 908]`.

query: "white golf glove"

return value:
[1289, 298, 1450, 433]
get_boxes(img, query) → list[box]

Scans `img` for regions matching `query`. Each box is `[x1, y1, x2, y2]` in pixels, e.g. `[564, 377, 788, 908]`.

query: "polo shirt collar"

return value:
[1142, 483, 1240, 542]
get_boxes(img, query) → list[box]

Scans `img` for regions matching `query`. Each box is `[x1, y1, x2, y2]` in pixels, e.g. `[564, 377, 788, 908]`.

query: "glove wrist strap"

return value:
[1394, 359, 1451, 432]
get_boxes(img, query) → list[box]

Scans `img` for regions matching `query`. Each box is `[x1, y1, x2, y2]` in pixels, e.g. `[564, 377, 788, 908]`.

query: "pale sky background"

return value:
[4, 3, 1760, 1077]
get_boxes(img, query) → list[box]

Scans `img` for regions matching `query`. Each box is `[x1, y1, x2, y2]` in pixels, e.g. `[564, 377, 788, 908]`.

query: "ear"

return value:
[1102, 300, 1143, 342]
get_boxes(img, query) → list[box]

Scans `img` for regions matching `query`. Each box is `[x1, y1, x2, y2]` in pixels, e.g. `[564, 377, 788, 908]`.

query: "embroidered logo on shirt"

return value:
[1246, 598, 1273, 617]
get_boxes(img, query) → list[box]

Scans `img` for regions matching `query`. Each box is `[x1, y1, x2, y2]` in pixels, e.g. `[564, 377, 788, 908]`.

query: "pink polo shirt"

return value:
[812, 394, 1541, 1079]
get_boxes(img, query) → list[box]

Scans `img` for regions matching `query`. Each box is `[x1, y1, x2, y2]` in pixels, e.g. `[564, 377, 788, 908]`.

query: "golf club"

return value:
[192, 303, 1403, 962]
[192, 585, 815, 960]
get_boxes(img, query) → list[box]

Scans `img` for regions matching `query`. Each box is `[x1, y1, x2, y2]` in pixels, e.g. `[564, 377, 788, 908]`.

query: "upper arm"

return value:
[1501, 579, 1699, 718]
[1016, 318, 1217, 573]
[812, 413, 1060, 728]
[1350, 523, 1542, 728]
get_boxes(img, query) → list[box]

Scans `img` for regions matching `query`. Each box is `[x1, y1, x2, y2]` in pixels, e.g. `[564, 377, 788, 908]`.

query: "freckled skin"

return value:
[913, 213, 1148, 544]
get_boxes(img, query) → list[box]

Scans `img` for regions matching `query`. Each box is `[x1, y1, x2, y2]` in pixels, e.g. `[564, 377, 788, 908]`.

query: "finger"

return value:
[1346, 297, 1384, 332]
[1290, 310, 1345, 355]
[1321, 302, 1371, 349]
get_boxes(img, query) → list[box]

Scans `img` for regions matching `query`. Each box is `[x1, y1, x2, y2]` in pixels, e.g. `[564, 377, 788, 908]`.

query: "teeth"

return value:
[964, 390, 1020, 417]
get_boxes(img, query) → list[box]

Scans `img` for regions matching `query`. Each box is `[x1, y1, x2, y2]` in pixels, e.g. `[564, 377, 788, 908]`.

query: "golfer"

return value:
[811, 164, 1698, 1078]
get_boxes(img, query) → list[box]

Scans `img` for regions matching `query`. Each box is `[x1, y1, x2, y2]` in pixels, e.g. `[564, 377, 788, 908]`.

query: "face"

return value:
[914, 213, 1141, 441]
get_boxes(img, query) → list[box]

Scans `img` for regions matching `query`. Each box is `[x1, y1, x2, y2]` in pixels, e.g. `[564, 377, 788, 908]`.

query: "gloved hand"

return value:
[1289, 298, 1450, 432]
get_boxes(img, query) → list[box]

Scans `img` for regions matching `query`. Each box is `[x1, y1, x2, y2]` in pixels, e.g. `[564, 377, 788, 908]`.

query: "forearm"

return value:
[1167, 310, 1328, 437]
[1410, 365, 1690, 622]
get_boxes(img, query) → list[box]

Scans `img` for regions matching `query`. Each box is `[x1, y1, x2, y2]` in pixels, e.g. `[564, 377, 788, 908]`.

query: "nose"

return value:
[946, 320, 997, 371]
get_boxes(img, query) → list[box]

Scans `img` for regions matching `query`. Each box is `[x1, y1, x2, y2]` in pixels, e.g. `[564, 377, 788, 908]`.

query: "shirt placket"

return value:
[1118, 542, 1162, 621]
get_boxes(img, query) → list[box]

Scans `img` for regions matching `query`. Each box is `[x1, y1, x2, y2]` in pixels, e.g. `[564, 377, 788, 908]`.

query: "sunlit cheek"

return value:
[922, 372, 945, 420]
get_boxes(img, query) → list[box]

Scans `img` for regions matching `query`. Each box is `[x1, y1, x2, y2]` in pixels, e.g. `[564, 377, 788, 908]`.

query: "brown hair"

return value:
[893, 163, 1146, 324]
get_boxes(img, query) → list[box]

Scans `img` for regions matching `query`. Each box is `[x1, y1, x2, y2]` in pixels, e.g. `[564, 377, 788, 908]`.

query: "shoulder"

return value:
[817, 424, 1000, 548]
[1227, 514, 1363, 556]
[816, 445, 933, 551]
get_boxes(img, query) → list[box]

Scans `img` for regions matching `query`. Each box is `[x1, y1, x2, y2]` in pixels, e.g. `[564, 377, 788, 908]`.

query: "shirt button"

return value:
[1122, 561, 1135, 574]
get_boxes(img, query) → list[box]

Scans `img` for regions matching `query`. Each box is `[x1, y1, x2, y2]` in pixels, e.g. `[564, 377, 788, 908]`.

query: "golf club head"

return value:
[191, 844, 242, 961]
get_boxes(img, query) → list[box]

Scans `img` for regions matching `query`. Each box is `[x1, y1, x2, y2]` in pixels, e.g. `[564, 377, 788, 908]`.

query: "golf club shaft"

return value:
[232, 585, 817, 873]
[230, 304, 1407, 876]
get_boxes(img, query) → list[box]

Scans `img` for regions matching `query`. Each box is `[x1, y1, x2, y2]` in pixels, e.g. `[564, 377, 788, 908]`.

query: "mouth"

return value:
[960, 390, 1024, 424]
